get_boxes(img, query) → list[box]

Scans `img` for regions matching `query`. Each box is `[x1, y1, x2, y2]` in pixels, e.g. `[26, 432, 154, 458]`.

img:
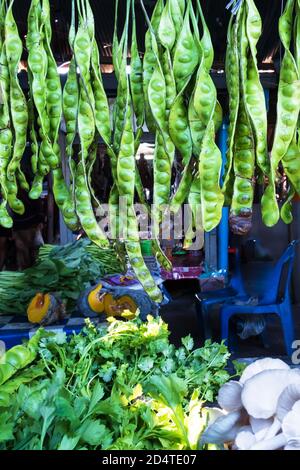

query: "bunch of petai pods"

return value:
[0, 0, 299, 303]
[262, 0, 300, 227]
[0, 0, 29, 227]
[224, 0, 269, 235]
[139, 0, 223, 243]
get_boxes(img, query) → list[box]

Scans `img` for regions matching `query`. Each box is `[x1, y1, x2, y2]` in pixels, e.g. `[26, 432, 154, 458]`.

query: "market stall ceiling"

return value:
[15, 0, 283, 67]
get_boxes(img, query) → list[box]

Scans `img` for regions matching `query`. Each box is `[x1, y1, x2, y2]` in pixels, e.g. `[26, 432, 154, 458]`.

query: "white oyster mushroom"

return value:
[217, 380, 243, 412]
[250, 400, 300, 450]
[235, 426, 256, 450]
[241, 369, 300, 419]
[284, 445, 300, 450]
[249, 417, 274, 442]
[282, 401, 300, 447]
[263, 417, 282, 440]
[250, 433, 287, 450]
[277, 384, 300, 422]
[239, 358, 290, 385]
[199, 410, 246, 445]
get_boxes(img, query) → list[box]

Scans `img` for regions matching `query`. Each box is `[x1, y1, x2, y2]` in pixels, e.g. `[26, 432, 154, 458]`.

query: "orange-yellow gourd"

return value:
[104, 293, 119, 316]
[116, 296, 137, 319]
[87, 284, 104, 313]
[27, 293, 53, 324]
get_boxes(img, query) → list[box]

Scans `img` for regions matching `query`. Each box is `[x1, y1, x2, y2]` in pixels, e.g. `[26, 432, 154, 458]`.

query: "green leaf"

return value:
[55, 396, 78, 424]
[57, 435, 80, 450]
[175, 347, 186, 362]
[146, 374, 187, 409]
[186, 390, 206, 450]
[88, 381, 105, 414]
[39, 404, 55, 449]
[0, 412, 14, 442]
[79, 419, 107, 446]
[161, 358, 175, 375]
[74, 396, 89, 419]
[232, 359, 247, 377]
[182, 335, 194, 352]
[52, 332, 67, 345]
[145, 374, 190, 447]
[0, 363, 45, 395]
[98, 362, 117, 383]
[138, 357, 154, 372]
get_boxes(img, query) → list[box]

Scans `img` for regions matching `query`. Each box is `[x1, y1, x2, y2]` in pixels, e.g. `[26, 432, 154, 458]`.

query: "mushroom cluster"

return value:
[200, 358, 300, 450]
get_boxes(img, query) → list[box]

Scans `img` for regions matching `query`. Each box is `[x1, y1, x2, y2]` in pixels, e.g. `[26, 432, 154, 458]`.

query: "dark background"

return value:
[15, 0, 284, 67]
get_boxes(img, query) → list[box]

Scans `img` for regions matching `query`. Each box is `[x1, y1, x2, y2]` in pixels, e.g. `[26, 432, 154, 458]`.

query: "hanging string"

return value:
[226, 0, 243, 15]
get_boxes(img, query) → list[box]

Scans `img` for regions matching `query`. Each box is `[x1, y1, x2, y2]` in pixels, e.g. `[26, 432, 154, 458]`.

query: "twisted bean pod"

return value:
[91, 39, 111, 147]
[75, 161, 108, 247]
[222, 16, 239, 203]
[173, 1, 200, 94]
[130, 0, 144, 136]
[281, 184, 296, 224]
[0, 42, 23, 215]
[117, 97, 135, 207]
[169, 163, 194, 213]
[5, 2, 28, 187]
[27, 2, 58, 170]
[188, 90, 206, 158]
[0, 129, 13, 228]
[230, 5, 255, 235]
[158, 0, 176, 52]
[126, 206, 163, 304]
[199, 120, 224, 232]
[170, 0, 184, 41]
[63, 57, 79, 191]
[244, 0, 269, 177]
[184, 174, 204, 250]
[42, 0, 79, 230]
[169, 93, 193, 166]
[142, 0, 164, 133]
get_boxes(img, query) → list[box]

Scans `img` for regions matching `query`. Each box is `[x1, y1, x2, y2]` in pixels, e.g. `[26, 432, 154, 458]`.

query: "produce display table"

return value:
[0, 314, 105, 349]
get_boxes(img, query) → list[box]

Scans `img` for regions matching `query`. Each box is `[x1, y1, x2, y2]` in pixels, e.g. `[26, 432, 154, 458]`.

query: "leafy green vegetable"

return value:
[0, 316, 233, 450]
[0, 239, 126, 314]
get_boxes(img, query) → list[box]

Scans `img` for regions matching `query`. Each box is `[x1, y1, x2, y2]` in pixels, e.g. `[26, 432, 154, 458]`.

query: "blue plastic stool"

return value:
[220, 240, 299, 357]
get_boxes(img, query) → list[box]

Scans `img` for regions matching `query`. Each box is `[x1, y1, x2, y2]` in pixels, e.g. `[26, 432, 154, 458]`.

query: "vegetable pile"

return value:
[0, 239, 125, 315]
[0, 315, 234, 450]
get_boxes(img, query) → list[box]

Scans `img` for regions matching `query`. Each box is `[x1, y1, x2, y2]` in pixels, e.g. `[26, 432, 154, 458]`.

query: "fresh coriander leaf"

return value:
[161, 358, 175, 375]
[79, 419, 107, 446]
[88, 381, 105, 414]
[182, 335, 194, 352]
[232, 359, 247, 377]
[138, 357, 154, 373]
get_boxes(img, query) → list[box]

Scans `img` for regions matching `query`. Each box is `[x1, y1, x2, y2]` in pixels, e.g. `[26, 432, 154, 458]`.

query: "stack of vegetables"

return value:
[0, 239, 126, 315]
[0, 315, 238, 450]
